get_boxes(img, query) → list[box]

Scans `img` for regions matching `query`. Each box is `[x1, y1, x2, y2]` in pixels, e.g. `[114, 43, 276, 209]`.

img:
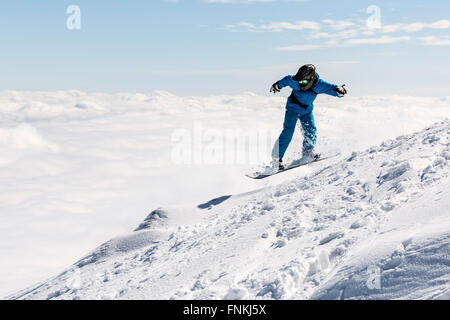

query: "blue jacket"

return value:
[277, 73, 341, 115]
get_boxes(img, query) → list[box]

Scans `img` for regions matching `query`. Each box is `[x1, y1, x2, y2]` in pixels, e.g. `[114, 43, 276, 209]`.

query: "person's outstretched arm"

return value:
[315, 79, 347, 97]
[270, 76, 300, 93]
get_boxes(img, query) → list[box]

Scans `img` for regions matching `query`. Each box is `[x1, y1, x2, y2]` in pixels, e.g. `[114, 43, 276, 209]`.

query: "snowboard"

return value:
[246, 150, 340, 180]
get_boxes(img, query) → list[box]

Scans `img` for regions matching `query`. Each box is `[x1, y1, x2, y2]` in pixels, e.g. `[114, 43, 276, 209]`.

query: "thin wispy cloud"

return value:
[275, 44, 322, 51]
[322, 19, 356, 30]
[206, 0, 307, 2]
[381, 19, 450, 33]
[224, 20, 320, 32]
[207, 0, 275, 3]
[260, 21, 320, 32]
[275, 36, 411, 51]
[345, 35, 411, 45]
[419, 35, 450, 46]
[223, 22, 260, 32]
[223, 17, 450, 50]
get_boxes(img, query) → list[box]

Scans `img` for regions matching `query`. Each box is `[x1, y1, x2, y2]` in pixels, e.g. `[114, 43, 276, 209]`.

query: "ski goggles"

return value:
[298, 74, 315, 86]
[299, 79, 309, 85]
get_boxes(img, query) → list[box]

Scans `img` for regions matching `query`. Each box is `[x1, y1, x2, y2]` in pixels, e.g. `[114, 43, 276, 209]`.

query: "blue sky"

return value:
[0, 0, 449, 96]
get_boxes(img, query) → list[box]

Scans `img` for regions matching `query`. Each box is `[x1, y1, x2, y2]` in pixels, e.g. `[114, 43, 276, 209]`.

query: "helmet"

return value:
[293, 64, 316, 91]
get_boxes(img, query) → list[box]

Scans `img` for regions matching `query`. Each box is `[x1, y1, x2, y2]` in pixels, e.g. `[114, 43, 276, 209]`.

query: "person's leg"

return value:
[299, 112, 317, 153]
[271, 110, 298, 160]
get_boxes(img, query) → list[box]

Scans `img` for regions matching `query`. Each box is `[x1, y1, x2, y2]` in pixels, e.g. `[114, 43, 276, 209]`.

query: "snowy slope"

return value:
[9, 119, 449, 300]
[3, 91, 450, 296]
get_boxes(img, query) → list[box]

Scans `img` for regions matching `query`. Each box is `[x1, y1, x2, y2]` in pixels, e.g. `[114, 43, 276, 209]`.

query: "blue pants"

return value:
[272, 110, 317, 159]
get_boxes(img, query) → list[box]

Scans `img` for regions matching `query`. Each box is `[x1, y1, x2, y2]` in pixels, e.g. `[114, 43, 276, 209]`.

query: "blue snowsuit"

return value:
[272, 73, 342, 159]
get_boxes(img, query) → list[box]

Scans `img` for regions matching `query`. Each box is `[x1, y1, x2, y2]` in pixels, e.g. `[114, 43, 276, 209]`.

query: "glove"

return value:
[334, 84, 347, 97]
[270, 82, 281, 94]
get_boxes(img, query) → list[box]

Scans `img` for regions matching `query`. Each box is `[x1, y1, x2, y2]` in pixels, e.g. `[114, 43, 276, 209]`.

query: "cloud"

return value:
[275, 36, 412, 51]
[224, 20, 320, 32]
[223, 22, 259, 32]
[322, 19, 356, 30]
[345, 35, 411, 45]
[428, 20, 450, 29]
[259, 21, 320, 32]
[207, 0, 276, 2]
[206, 0, 307, 2]
[223, 18, 450, 37]
[308, 32, 331, 39]
[223, 17, 450, 50]
[275, 44, 322, 51]
[381, 19, 450, 33]
[419, 35, 450, 46]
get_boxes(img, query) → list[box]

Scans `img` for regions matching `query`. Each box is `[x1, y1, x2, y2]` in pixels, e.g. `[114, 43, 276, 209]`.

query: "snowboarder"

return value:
[270, 64, 347, 170]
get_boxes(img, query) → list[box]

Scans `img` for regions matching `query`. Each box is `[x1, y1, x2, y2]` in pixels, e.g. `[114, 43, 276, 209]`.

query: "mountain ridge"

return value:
[9, 119, 449, 300]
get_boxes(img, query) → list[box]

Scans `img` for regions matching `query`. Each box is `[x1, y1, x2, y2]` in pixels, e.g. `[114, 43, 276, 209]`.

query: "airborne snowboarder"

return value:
[270, 64, 347, 170]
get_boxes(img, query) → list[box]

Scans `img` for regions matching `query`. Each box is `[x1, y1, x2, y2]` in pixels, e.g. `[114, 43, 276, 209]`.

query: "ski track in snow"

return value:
[8, 118, 450, 300]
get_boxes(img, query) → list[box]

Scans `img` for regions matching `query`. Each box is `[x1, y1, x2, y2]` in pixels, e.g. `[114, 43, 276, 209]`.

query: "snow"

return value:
[1, 90, 449, 299]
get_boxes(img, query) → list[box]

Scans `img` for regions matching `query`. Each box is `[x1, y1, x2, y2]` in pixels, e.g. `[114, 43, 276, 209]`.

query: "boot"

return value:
[278, 158, 285, 170]
[303, 149, 320, 160]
